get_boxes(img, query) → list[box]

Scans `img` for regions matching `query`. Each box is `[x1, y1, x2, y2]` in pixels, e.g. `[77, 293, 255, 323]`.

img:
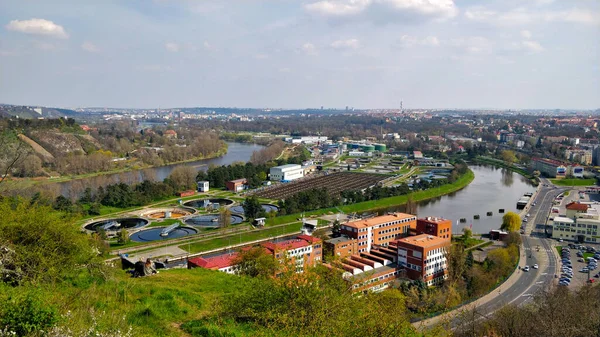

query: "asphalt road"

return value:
[449, 179, 567, 325]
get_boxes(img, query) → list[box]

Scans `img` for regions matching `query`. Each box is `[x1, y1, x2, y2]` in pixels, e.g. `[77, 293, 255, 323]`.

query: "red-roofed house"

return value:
[164, 129, 177, 139]
[188, 252, 240, 274]
[566, 202, 589, 218]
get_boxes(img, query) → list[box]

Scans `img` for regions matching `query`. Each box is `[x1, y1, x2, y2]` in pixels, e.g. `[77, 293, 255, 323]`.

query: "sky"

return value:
[0, 0, 599, 110]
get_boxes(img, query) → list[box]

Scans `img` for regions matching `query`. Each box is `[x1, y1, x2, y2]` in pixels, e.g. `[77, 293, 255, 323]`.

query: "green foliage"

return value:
[278, 187, 341, 215]
[501, 212, 521, 232]
[0, 198, 104, 284]
[232, 246, 279, 278]
[117, 228, 130, 245]
[242, 196, 265, 220]
[182, 319, 239, 337]
[0, 292, 58, 336]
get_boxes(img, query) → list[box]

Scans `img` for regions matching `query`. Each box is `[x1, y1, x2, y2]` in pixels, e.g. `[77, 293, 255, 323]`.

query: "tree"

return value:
[504, 231, 522, 246]
[405, 195, 417, 215]
[167, 165, 197, 191]
[243, 196, 264, 220]
[231, 246, 278, 278]
[117, 228, 130, 245]
[501, 212, 521, 232]
[462, 227, 473, 240]
[501, 150, 518, 165]
[219, 208, 231, 230]
[332, 219, 341, 237]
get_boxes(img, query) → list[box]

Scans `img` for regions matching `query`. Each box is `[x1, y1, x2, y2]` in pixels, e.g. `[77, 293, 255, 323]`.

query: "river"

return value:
[57, 142, 264, 198]
[385, 164, 536, 234]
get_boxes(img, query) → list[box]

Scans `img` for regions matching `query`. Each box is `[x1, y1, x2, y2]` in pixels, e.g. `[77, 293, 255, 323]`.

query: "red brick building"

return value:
[414, 217, 452, 240]
[394, 234, 450, 286]
[225, 178, 247, 192]
[340, 213, 416, 253]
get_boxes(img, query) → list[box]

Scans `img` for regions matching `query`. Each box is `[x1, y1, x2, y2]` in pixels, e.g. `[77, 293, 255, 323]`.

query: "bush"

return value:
[0, 292, 58, 336]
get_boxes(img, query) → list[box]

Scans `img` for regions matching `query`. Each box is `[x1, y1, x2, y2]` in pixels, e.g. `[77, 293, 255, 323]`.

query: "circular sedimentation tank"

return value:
[183, 198, 234, 209]
[229, 204, 279, 215]
[184, 214, 244, 228]
[130, 226, 198, 242]
[84, 218, 148, 232]
[145, 210, 190, 219]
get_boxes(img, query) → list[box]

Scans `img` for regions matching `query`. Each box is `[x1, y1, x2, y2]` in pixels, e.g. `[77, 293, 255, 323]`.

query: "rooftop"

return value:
[189, 252, 239, 270]
[552, 216, 575, 223]
[273, 164, 302, 169]
[325, 235, 356, 245]
[418, 217, 451, 224]
[229, 178, 247, 183]
[394, 234, 449, 249]
[566, 202, 589, 211]
[344, 213, 415, 229]
[262, 235, 321, 252]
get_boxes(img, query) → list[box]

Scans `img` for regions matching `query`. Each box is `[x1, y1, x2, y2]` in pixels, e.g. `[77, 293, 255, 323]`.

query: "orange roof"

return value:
[262, 235, 320, 252]
[566, 202, 589, 211]
[344, 213, 415, 229]
[394, 234, 448, 249]
[165, 130, 177, 135]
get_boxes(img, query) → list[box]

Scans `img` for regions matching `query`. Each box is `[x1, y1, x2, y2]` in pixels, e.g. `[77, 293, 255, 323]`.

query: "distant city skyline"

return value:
[0, 1, 598, 110]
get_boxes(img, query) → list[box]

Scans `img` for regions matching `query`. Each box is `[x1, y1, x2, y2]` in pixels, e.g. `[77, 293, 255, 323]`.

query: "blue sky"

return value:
[0, 0, 598, 110]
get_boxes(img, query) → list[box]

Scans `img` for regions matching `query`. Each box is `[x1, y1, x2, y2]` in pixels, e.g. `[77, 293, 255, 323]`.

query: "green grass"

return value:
[339, 169, 475, 213]
[453, 236, 485, 249]
[181, 222, 305, 254]
[556, 246, 563, 255]
[551, 178, 596, 186]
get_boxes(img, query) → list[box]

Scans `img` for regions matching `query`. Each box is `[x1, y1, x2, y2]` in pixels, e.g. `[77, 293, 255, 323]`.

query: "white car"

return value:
[523, 266, 530, 272]
[533, 264, 539, 269]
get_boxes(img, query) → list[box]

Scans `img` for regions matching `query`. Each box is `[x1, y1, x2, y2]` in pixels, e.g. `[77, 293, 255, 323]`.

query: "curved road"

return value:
[416, 179, 567, 329]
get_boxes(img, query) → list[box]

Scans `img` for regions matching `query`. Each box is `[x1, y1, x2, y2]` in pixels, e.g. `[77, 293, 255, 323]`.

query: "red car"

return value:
[588, 279, 595, 284]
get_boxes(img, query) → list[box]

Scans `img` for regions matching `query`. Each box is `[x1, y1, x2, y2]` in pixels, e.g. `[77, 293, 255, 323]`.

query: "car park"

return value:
[578, 258, 585, 262]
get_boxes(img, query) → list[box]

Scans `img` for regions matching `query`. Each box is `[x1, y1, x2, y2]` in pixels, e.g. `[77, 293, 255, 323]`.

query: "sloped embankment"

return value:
[17, 134, 54, 162]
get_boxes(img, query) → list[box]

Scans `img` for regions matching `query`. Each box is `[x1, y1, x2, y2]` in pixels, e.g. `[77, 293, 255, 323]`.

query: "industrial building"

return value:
[269, 164, 304, 182]
[226, 178, 247, 192]
[532, 158, 567, 178]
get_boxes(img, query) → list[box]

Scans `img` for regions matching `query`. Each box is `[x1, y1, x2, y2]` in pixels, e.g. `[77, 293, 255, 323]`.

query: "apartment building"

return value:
[394, 234, 450, 286]
[262, 234, 322, 272]
[414, 217, 452, 240]
[340, 213, 416, 252]
[532, 158, 567, 178]
[552, 204, 600, 243]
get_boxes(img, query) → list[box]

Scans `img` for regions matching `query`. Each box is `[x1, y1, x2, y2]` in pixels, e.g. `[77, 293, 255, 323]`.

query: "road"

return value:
[415, 178, 567, 329]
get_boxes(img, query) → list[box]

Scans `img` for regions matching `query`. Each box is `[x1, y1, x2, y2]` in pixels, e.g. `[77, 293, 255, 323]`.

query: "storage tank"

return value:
[374, 144, 387, 152]
[350, 143, 360, 149]
[361, 145, 375, 152]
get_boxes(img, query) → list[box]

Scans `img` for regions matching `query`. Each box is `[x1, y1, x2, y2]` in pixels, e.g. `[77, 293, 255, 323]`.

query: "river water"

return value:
[57, 142, 264, 198]
[384, 164, 536, 234]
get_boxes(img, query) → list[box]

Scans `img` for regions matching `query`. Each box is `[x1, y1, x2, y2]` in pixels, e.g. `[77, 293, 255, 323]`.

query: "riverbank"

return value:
[2, 142, 229, 190]
[472, 156, 537, 183]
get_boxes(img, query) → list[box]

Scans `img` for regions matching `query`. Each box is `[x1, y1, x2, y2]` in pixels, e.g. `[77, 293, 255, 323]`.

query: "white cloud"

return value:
[521, 30, 532, 39]
[302, 42, 318, 55]
[331, 38, 360, 50]
[305, 0, 458, 23]
[165, 42, 179, 52]
[399, 35, 440, 47]
[449, 36, 493, 54]
[465, 6, 600, 26]
[278, 67, 292, 73]
[6, 18, 68, 39]
[254, 53, 269, 59]
[522, 40, 545, 53]
[81, 41, 99, 53]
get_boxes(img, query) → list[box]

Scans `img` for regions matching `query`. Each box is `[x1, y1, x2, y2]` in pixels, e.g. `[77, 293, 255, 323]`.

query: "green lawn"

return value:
[181, 222, 305, 254]
[551, 178, 596, 186]
[453, 236, 485, 249]
[339, 169, 475, 213]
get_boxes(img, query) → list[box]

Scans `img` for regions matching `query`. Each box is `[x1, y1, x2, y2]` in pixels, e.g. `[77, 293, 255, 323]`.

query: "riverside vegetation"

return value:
[1, 195, 599, 336]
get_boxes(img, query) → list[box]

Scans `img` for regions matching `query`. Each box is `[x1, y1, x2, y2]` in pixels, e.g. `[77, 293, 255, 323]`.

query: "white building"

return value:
[552, 204, 600, 243]
[270, 164, 304, 181]
[289, 136, 328, 144]
[197, 181, 209, 192]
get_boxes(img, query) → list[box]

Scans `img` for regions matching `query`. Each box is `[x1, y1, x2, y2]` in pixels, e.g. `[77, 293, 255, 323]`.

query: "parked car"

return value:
[523, 266, 530, 272]
[580, 267, 589, 273]
[533, 264, 539, 269]
[587, 279, 595, 284]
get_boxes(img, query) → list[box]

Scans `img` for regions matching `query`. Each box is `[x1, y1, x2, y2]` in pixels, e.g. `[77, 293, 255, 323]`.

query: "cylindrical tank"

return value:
[350, 143, 359, 149]
[374, 144, 387, 152]
[361, 145, 375, 152]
